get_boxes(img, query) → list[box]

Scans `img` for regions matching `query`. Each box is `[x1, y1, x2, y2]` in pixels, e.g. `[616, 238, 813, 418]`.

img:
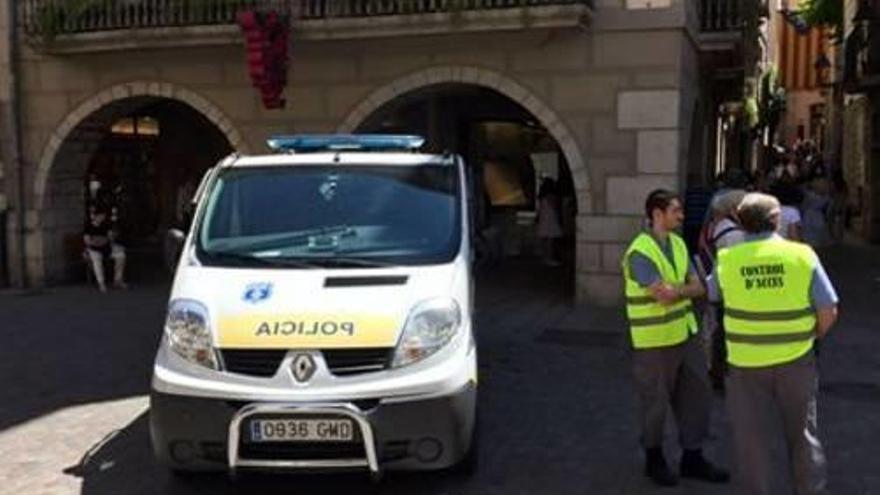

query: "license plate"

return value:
[249, 418, 355, 443]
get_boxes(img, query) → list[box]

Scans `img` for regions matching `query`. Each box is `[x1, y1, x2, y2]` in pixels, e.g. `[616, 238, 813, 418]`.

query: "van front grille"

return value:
[221, 349, 286, 377]
[323, 348, 392, 376]
[219, 348, 393, 378]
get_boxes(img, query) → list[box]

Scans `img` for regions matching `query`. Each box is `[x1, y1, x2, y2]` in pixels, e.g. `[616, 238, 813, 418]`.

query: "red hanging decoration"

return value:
[238, 9, 290, 110]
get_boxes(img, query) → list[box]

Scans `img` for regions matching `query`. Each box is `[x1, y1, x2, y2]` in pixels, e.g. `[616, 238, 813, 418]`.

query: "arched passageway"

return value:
[39, 96, 234, 284]
[355, 83, 579, 296]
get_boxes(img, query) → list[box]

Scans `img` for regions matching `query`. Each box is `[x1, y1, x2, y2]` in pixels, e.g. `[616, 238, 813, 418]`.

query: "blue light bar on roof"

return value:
[267, 134, 425, 153]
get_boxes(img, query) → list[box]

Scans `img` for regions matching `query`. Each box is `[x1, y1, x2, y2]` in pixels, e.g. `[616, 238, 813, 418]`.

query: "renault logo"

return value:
[291, 354, 316, 383]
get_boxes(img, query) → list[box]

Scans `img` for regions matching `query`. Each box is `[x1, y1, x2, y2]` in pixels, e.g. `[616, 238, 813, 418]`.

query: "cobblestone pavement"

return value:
[1, 243, 879, 495]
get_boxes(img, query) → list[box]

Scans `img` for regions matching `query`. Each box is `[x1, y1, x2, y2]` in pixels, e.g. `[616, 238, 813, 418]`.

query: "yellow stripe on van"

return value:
[217, 314, 400, 349]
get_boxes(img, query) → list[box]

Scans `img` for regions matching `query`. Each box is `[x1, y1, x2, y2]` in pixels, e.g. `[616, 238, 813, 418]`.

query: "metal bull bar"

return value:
[228, 402, 379, 476]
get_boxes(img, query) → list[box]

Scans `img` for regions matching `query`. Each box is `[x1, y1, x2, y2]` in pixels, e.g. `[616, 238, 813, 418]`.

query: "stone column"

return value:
[0, 2, 13, 286]
[577, 90, 683, 306]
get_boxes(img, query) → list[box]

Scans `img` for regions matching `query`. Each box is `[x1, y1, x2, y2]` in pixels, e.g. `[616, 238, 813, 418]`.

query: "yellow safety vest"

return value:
[622, 232, 697, 349]
[716, 237, 817, 367]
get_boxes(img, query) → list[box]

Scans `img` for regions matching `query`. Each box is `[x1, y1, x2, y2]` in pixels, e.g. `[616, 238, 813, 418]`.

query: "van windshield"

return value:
[196, 164, 461, 267]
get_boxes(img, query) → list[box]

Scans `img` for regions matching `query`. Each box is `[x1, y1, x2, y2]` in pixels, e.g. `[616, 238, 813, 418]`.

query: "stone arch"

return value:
[29, 81, 248, 285]
[34, 81, 249, 210]
[337, 66, 592, 211]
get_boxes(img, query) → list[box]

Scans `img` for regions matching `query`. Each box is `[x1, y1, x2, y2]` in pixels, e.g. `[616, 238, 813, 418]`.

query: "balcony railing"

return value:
[699, 0, 741, 32]
[21, 0, 592, 38]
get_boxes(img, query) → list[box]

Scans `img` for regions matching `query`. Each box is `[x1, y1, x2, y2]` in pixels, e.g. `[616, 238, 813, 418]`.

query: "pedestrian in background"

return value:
[828, 169, 849, 241]
[770, 181, 804, 242]
[802, 177, 832, 248]
[536, 177, 562, 266]
[708, 192, 838, 495]
[621, 189, 730, 487]
[707, 190, 747, 251]
[697, 189, 747, 390]
[83, 204, 127, 292]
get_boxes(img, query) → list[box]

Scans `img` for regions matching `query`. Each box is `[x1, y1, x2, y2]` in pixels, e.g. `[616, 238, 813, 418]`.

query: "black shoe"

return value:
[644, 448, 678, 487]
[680, 449, 730, 483]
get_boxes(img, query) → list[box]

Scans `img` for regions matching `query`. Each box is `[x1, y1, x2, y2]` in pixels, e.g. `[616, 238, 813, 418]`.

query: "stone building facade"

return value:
[842, 0, 880, 243]
[0, 0, 747, 304]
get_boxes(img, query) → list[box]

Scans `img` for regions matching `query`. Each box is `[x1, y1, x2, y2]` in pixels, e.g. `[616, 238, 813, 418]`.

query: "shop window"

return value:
[111, 116, 160, 136]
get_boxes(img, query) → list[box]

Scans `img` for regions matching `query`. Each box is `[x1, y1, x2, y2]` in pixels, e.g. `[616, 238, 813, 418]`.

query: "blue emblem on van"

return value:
[243, 282, 273, 304]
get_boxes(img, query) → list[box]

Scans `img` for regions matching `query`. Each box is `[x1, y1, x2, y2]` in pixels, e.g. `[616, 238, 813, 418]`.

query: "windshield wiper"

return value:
[205, 251, 320, 268]
[232, 225, 357, 253]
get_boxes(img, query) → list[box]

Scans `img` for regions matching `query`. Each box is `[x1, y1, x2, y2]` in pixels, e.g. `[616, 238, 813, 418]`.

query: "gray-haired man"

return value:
[707, 193, 838, 495]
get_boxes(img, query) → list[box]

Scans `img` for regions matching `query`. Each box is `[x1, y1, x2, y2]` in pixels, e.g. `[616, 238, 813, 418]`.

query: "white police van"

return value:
[150, 135, 478, 479]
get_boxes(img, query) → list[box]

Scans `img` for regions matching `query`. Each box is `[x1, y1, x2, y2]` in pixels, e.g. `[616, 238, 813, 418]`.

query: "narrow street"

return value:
[1, 243, 879, 495]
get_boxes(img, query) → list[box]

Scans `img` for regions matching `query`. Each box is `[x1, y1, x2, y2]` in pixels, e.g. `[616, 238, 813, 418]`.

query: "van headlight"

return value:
[165, 299, 218, 370]
[391, 298, 462, 368]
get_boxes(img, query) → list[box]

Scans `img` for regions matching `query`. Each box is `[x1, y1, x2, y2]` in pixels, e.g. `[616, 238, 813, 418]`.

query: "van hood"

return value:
[169, 262, 460, 350]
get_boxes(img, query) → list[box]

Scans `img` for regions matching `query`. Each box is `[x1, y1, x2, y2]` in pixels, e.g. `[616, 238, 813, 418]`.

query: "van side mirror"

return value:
[168, 228, 185, 245]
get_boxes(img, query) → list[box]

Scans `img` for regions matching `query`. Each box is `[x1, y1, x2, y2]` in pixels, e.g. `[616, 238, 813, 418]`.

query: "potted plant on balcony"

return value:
[797, 0, 843, 32]
[393, 0, 537, 27]
[33, 0, 111, 41]
[33, 2, 66, 40]
[185, 0, 250, 25]
[744, 67, 786, 170]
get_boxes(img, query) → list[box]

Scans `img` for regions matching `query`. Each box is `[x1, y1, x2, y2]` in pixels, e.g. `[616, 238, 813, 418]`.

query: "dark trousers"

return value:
[632, 337, 712, 450]
[710, 303, 728, 386]
[727, 353, 828, 495]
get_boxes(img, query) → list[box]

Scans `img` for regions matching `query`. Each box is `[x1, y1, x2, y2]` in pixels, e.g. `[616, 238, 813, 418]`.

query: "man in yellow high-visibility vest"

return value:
[708, 193, 838, 495]
[622, 189, 729, 487]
